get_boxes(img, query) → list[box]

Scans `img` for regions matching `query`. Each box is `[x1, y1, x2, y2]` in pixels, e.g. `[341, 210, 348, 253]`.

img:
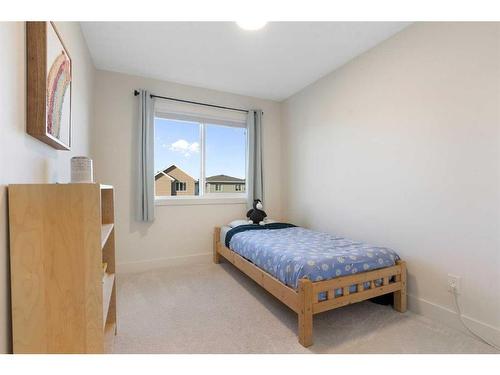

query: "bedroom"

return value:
[1, 0, 499, 372]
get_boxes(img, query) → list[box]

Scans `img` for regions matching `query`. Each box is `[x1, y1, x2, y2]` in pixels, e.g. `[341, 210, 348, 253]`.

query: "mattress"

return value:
[225, 225, 400, 290]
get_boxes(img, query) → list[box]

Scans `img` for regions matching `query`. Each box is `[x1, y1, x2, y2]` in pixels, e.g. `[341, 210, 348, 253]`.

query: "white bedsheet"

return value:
[220, 225, 232, 245]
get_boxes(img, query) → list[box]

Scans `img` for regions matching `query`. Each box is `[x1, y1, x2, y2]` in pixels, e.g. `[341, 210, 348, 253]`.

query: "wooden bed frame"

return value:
[213, 227, 407, 347]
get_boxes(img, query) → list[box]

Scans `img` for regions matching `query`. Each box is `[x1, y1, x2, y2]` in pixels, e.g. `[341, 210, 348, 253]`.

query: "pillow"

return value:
[228, 219, 250, 228]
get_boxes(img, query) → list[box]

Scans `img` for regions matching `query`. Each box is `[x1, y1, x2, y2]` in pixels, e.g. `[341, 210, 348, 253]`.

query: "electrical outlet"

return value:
[448, 274, 461, 294]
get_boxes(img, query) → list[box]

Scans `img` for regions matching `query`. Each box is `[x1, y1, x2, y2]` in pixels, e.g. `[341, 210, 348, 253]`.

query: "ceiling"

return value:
[81, 22, 410, 101]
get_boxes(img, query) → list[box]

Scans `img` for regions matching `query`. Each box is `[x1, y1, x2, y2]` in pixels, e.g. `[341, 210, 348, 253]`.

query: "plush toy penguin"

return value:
[246, 199, 267, 225]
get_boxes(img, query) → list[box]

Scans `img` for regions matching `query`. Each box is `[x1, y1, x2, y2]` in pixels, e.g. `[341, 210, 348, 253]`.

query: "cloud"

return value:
[166, 139, 200, 157]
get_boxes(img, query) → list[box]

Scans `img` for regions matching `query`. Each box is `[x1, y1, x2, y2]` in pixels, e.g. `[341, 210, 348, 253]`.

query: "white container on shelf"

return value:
[71, 156, 94, 183]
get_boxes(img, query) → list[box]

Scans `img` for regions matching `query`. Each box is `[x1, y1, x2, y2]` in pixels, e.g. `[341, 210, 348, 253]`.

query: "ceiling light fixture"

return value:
[236, 21, 267, 31]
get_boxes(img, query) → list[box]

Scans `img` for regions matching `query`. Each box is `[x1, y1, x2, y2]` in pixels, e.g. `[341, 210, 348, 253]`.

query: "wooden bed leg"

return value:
[393, 260, 407, 313]
[213, 227, 221, 264]
[298, 278, 313, 347]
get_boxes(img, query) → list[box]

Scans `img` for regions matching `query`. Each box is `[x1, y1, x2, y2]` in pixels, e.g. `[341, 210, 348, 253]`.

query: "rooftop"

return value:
[206, 175, 245, 183]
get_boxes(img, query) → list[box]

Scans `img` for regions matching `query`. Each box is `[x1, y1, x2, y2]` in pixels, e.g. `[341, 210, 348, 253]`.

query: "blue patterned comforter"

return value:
[228, 226, 400, 290]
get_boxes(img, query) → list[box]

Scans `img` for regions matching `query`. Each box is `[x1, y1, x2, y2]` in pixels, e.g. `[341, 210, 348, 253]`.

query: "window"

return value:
[154, 114, 247, 200]
[154, 118, 200, 198]
[205, 123, 246, 196]
[175, 182, 187, 191]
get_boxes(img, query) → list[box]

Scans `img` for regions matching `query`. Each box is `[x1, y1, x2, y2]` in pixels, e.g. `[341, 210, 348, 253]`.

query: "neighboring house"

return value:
[155, 165, 198, 196]
[205, 174, 245, 193]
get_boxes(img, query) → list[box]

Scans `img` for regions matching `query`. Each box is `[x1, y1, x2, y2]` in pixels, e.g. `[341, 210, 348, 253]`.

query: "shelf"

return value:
[104, 322, 116, 352]
[102, 272, 115, 328]
[104, 321, 116, 335]
[101, 223, 114, 248]
[9, 183, 117, 353]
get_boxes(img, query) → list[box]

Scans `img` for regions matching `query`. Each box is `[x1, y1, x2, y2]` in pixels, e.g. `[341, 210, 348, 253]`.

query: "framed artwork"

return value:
[27, 21, 72, 150]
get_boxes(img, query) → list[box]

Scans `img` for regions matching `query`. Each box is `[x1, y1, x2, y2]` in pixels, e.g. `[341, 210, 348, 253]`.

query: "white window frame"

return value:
[154, 112, 247, 206]
[175, 181, 187, 192]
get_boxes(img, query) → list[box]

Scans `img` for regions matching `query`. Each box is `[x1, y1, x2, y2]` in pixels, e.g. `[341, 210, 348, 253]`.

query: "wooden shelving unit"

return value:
[8, 183, 117, 353]
[100, 184, 117, 351]
[101, 223, 114, 248]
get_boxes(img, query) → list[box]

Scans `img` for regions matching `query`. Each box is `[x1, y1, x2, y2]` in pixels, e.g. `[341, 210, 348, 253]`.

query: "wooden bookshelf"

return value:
[8, 183, 117, 353]
[101, 223, 114, 248]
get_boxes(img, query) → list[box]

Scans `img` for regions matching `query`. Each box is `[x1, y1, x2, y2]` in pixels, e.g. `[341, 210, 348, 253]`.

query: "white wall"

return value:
[281, 22, 500, 343]
[0, 22, 95, 353]
[91, 70, 282, 272]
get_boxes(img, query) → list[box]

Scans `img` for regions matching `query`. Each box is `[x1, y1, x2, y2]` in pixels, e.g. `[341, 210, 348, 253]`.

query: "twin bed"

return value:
[214, 223, 407, 347]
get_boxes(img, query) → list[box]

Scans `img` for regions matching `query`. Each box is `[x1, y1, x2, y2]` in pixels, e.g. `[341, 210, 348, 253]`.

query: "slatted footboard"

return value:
[213, 227, 407, 347]
[298, 260, 407, 346]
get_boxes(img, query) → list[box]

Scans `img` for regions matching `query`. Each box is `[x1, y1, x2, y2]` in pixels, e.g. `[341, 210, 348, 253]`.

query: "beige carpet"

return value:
[111, 261, 498, 354]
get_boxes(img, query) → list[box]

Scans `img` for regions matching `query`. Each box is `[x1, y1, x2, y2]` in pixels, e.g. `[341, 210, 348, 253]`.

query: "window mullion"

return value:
[199, 123, 206, 197]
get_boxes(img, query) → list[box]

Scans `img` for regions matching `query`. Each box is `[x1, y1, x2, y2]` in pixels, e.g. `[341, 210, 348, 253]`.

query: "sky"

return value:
[154, 118, 246, 180]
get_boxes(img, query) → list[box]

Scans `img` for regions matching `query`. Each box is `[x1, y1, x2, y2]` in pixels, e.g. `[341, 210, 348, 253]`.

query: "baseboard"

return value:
[117, 252, 212, 274]
[408, 293, 500, 347]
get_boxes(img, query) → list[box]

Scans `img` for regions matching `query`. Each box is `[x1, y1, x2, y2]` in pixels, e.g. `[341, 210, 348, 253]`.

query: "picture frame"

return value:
[26, 21, 72, 150]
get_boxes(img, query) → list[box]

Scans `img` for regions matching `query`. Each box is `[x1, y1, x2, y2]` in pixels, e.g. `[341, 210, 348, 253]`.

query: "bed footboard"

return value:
[393, 260, 407, 312]
[298, 278, 313, 347]
[213, 227, 407, 348]
[309, 261, 406, 314]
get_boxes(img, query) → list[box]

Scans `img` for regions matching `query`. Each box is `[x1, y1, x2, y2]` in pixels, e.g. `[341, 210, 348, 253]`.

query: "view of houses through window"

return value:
[175, 181, 187, 191]
[154, 117, 246, 198]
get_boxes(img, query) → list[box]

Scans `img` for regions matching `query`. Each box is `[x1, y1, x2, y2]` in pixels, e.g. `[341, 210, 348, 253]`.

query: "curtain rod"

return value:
[134, 90, 250, 114]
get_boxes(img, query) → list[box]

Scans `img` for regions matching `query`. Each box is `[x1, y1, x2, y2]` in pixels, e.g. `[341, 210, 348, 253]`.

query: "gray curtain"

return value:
[246, 110, 264, 209]
[137, 90, 155, 222]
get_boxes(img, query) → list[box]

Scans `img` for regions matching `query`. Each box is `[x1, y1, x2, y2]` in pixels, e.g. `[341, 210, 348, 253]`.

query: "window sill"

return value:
[155, 196, 247, 206]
